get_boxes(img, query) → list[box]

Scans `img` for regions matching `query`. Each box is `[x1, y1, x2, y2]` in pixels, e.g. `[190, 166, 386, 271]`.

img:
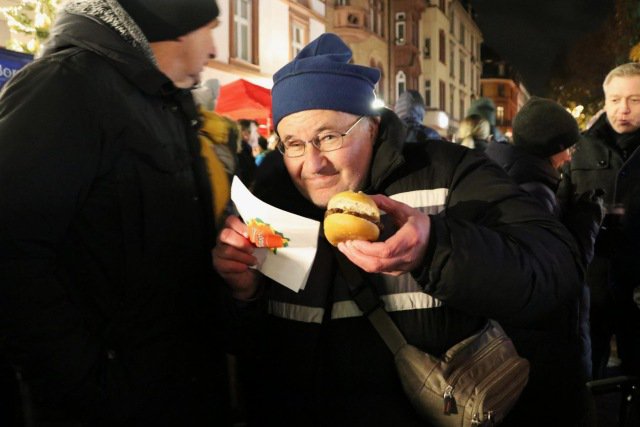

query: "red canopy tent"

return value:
[215, 79, 273, 136]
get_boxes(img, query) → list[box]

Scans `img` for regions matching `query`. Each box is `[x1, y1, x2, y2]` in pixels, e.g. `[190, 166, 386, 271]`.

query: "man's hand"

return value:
[212, 215, 261, 300]
[336, 194, 431, 275]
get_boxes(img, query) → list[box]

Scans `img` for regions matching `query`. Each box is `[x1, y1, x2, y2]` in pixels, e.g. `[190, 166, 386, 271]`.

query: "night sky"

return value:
[471, 0, 614, 95]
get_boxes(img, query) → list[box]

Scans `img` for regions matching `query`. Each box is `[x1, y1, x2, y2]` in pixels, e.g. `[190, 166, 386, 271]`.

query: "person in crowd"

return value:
[486, 97, 605, 384]
[467, 97, 508, 142]
[0, 0, 229, 424]
[194, 78, 241, 227]
[214, 33, 587, 426]
[394, 89, 441, 141]
[455, 113, 492, 151]
[252, 135, 271, 167]
[237, 119, 259, 187]
[558, 62, 640, 380]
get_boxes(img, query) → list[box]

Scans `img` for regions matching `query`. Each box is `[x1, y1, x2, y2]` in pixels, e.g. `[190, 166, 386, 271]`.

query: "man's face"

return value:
[604, 75, 640, 134]
[277, 110, 377, 208]
[172, 19, 219, 88]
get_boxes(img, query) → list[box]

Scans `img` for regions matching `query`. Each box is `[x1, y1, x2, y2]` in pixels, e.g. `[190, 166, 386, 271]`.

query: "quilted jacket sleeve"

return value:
[414, 149, 584, 327]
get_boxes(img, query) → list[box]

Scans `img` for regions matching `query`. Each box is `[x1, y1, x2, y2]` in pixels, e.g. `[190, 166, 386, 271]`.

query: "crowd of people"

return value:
[0, 0, 638, 426]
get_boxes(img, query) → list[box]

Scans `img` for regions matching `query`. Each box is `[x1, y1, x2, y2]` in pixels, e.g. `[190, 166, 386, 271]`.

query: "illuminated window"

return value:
[395, 13, 406, 45]
[497, 106, 505, 125]
[449, 41, 455, 77]
[369, 0, 384, 37]
[396, 71, 406, 100]
[439, 30, 445, 64]
[232, 0, 259, 64]
[290, 14, 308, 60]
[424, 79, 431, 107]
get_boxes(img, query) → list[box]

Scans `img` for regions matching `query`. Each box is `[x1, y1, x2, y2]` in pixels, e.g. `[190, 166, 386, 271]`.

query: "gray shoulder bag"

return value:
[335, 252, 530, 426]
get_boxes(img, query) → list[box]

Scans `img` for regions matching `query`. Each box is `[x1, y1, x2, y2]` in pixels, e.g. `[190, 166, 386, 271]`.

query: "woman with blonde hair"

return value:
[456, 113, 491, 151]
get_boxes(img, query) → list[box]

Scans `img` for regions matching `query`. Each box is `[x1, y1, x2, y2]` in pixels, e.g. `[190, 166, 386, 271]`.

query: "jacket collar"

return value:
[365, 108, 406, 192]
[586, 113, 640, 159]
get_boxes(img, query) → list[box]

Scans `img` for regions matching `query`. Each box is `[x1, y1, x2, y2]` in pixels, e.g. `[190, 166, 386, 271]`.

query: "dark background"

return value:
[470, 0, 615, 95]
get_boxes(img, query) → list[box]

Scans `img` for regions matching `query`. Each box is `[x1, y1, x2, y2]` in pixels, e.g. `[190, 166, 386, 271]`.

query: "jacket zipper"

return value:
[470, 358, 529, 424]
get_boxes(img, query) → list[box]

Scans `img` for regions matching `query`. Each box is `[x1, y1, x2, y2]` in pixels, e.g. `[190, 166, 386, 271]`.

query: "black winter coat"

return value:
[558, 114, 640, 292]
[0, 9, 226, 425]
[485, 141, 593, 381]
[235, 110, 585, 426]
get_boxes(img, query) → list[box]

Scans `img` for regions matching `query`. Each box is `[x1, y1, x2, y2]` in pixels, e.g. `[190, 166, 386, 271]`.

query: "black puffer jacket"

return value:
[0, 4, 226, 425]
[236, 110, 585, 426]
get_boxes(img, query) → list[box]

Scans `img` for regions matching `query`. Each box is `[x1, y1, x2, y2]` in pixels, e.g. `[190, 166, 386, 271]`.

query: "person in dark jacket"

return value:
[486, 97, 604, 393]
[214, 33, 587, 426]
[0, 0, 229, 425]
[558, 62, 640, 380]
[394, 89, 442, 141]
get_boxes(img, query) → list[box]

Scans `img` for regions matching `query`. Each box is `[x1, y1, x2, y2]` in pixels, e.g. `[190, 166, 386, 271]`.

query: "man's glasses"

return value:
[277, 116, 367, 158]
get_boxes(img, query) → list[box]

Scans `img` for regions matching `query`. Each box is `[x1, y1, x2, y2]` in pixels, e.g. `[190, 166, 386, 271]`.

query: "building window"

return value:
[424, 38, 431, 59]
[470, 65, 475, 92]
[497, 105, 505, 125]
[470, 35, 475, 59]
[395, 13, 406, 45]
[424, 79, 431, 107]
[449, 8, 454, 34]
[369, 0, 384, 37]
[449, 41, 455, 77]
[290, 15, 308, 60]
[439, 80, 446, 111]
[459, 90, 465, 120]
[449, 84, 455, 116]
[396, 71, 406, 101]
[498, 84, 505, 97]
[459, 54, 465, 85]
[439, 0, 446, 14]
[376, 61, 385, 102]
[459, 21, 465, 46]
[232, 0, 258, 64]
[439, 30, 445, 64]
[336, 0, 349, 5]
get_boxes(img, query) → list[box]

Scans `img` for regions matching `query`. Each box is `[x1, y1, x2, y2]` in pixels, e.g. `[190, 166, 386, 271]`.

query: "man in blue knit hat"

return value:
[215, 33, 587, 426]
[0, 1, 229, 425]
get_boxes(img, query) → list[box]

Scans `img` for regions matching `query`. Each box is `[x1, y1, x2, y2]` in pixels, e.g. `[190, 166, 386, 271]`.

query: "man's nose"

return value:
[620, 99, 631, 113]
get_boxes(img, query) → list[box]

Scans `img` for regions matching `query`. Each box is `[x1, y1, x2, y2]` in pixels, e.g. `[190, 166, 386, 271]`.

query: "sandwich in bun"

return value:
[323, 191, 381, 246]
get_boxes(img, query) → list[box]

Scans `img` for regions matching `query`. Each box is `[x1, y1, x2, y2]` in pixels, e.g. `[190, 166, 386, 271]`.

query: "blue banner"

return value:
[0, 47, 33, 89]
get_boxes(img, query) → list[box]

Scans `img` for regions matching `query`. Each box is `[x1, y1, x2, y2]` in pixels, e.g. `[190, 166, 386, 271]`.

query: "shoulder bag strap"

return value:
[334, 251, 407, 355]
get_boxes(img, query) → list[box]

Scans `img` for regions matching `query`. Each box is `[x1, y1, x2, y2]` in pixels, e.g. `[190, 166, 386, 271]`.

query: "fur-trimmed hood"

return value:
[43, 0, 155, 65]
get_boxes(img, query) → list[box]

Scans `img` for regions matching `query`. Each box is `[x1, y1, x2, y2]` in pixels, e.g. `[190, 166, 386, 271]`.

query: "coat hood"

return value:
[395, 90, 425, 124]
[485, 140, 560, 191]
[41, 0, 170, 94]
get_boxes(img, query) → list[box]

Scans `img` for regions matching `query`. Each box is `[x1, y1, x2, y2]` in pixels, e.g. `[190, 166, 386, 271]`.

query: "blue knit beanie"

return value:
[272, 33, 381, 130]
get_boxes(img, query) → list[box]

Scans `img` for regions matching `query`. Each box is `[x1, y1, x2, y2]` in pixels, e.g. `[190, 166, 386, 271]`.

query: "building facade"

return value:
[383, 0, 482, 137]
[204, 0, 327, 89]
[480, 45, 530, 140]
[326, 0, 390, 103]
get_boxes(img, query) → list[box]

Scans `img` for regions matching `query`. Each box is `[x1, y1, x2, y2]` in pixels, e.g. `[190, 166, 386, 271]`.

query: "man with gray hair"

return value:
[559, 62, 640, 380]
[0, 0, 229, 424]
